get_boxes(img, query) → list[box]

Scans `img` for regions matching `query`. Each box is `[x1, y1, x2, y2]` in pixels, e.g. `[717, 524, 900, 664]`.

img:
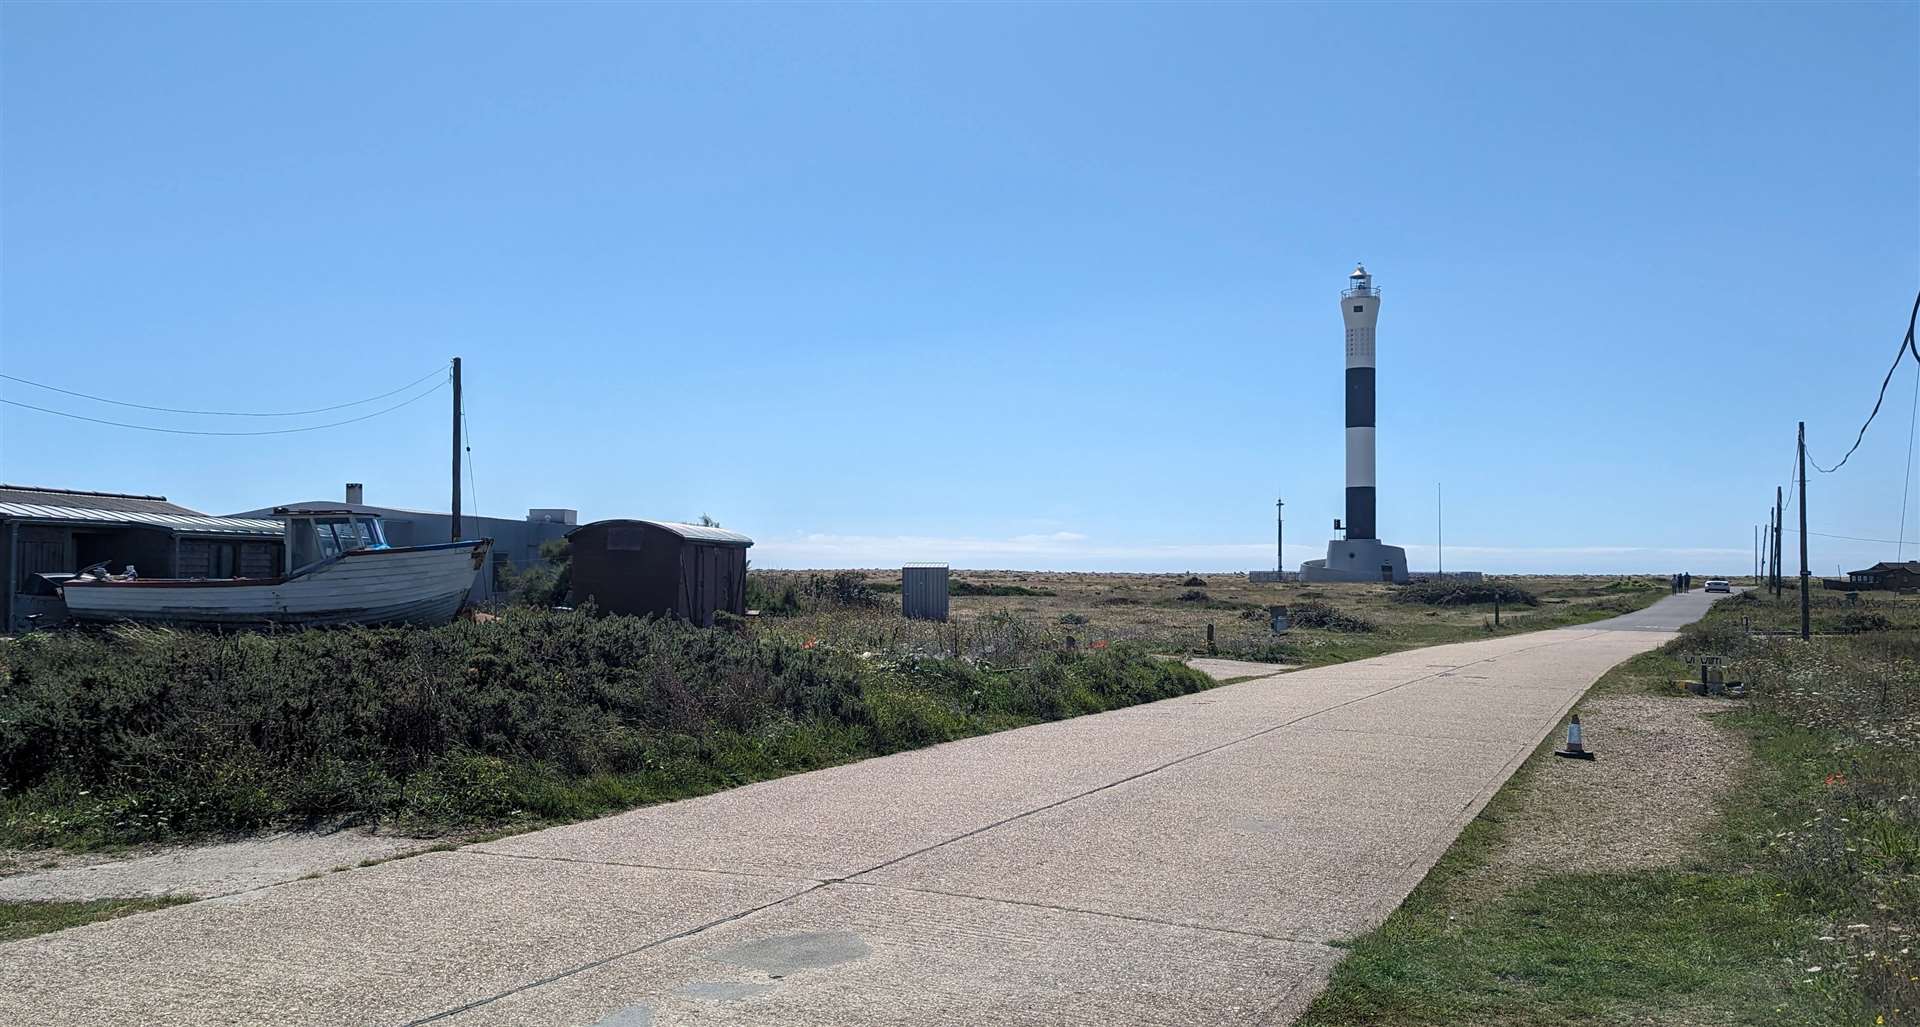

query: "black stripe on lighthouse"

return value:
[1345, 366, 1376, 540]
[1344, 367, 1375, 428]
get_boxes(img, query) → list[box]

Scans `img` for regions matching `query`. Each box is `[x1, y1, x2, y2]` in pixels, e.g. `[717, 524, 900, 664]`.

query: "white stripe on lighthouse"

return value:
[1346, 427, 1376, 488]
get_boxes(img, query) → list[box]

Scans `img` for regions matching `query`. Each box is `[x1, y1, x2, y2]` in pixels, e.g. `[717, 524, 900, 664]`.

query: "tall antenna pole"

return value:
[451, 357, 463, 542]
[1276, 495, 1285, 577]
[1798, 422, 1810, 640]
[1437, 482, 1444, 578]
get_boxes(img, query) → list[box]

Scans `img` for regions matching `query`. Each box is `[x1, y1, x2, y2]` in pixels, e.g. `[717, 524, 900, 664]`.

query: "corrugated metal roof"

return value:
[0, 485, 201, 516]
[565, 519, 754, 547]
[644, 521, 754, 546]
[904, 562, 949, 569]
[0, 503, 284, 537]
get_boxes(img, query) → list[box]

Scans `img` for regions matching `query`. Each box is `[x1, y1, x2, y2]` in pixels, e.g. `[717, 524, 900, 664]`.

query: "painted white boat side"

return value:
[60, 543, 487, 627]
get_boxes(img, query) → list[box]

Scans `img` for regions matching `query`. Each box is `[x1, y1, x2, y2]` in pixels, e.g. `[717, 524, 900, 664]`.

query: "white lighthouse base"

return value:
[1299, 538, 1409, 584]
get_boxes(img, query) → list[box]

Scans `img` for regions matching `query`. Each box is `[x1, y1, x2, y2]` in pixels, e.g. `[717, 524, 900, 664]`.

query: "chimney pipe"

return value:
[346, 483, 364, 505]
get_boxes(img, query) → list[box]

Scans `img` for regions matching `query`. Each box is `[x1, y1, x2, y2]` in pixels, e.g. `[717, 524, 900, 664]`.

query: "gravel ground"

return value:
[1480, 694, 1746, 884]
[0, 829, 440, 902]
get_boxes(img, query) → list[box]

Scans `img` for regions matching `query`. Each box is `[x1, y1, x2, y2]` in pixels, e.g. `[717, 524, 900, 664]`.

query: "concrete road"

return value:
[0, 591, 1725, 1027]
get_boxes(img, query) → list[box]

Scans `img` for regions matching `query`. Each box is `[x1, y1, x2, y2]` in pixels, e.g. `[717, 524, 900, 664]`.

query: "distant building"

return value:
[230, 484, 575, 603]
[1, 484, 284, 632]
[1247, 570, 1292, 583]
[1836, 561, 1920, 591]
[1412, 571, 1485, 582]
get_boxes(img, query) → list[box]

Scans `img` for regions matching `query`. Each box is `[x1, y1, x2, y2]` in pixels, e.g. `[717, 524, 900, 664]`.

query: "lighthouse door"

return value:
[1380, 564, 1394, 582]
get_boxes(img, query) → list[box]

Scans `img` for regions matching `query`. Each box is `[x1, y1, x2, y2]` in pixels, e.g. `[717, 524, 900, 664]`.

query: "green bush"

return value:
[1833, 610, 1895, 634]
[502, 538, 572, 608]
[745, 574, 803, 616]
[949, 580, 1056, 597]
[1393, 579, 1539, 607]
[1286, 601, 1377, 633]
[0, 611, 1209, 847]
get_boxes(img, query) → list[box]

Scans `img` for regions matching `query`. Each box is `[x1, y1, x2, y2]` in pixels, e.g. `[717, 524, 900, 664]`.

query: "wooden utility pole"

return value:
[1773, 486, 1784, 598]
[451, 357, 463, 541]
[1798, 421, 1810, 640]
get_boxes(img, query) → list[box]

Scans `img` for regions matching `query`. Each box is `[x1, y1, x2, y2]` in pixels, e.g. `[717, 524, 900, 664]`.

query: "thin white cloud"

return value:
[748, 531, 1755, 573]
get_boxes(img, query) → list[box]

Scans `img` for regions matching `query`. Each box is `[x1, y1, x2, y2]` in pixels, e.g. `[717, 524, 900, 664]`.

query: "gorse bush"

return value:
[0, 609, 1208, 847]
[503, 537, 572, 608]
[1285, 601, 1377, 633]
[1393, 580, 1540, 607]
[949, 580, 1056, 597]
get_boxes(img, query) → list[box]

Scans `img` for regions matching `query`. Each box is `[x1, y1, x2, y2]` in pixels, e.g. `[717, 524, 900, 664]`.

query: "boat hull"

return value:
[59, 541, 490, 627]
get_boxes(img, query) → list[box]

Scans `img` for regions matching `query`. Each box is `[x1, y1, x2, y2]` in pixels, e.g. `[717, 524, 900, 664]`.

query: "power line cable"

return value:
[462, 405, 479, 519]
[1808, 289, 1920, 473]
[1781, 527, 1916, 546]
[1901, 356, 1920, 559]
[0, 364, 449, 417]
[1, 380, 448, 436]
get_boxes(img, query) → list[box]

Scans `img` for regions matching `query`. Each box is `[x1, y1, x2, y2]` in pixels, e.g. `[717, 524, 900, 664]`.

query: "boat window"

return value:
[360, 518, 387, 547]
[317, 517, 375, 553]
[290, 520, 324, 569]
[315, 522, 345, 560]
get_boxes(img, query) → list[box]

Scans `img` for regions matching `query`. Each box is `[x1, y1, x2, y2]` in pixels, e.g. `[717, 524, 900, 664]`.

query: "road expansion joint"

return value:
[843, 630, 1591, 886]
[458, 846, 824, 885]
[831, 878, 1339, 950]
[403, 881, 832, 1026]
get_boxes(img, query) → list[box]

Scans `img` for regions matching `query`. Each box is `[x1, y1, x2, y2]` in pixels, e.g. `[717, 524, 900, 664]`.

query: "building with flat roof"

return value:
[1, 484, 284, 632]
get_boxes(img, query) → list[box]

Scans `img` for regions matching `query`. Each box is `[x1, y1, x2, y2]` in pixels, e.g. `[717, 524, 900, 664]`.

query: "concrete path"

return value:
[0, 591, 1725, 1027]
[0, 830, 438, 903]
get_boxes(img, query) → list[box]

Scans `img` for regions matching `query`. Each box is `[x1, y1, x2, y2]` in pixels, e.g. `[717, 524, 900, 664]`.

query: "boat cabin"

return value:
[280, 508, 390, 574]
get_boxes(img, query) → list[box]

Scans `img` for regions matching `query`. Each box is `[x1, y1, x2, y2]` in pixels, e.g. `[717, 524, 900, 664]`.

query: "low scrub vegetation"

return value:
[1284, 601, 1377, 633]
[1393, 579, 1540, 608]
[948, 580, 1055, 598]
[0, 609, 1208, 849]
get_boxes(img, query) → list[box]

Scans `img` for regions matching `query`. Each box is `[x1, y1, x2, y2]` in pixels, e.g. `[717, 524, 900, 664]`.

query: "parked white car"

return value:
[1704, 579, 1731, 593]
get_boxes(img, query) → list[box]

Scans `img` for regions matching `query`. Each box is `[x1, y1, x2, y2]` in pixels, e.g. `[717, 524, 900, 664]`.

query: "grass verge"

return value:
[1300, 588, 1918, 1026]
[0, 895, 193, 943]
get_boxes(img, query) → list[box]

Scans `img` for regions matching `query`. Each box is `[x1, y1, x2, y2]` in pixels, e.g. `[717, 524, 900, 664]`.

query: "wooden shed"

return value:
[566, 519, 752, 626]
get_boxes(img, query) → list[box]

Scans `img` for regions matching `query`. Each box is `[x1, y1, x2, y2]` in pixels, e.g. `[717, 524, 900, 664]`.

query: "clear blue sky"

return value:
[3, 3, 1916, 574]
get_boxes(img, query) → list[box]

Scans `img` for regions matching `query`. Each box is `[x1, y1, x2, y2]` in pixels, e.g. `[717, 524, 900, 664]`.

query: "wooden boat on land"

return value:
[59, 508, 490, 627]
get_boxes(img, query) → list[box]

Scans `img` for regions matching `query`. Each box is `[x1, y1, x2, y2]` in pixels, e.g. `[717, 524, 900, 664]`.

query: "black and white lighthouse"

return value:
[1300, 262, 1409, 584]
[1343, 263, 1379, 541]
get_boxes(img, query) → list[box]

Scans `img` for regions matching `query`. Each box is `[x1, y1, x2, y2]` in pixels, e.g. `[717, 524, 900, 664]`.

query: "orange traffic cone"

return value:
[1554, 714, 1597, 760]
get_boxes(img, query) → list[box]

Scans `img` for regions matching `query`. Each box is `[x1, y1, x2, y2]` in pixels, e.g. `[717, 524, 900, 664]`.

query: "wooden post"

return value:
[451, 357, 462, 541]
[1206, 622, 1216, 655]
[1774, 486, 1784, 598]
[1798, 421, 1810, 641]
